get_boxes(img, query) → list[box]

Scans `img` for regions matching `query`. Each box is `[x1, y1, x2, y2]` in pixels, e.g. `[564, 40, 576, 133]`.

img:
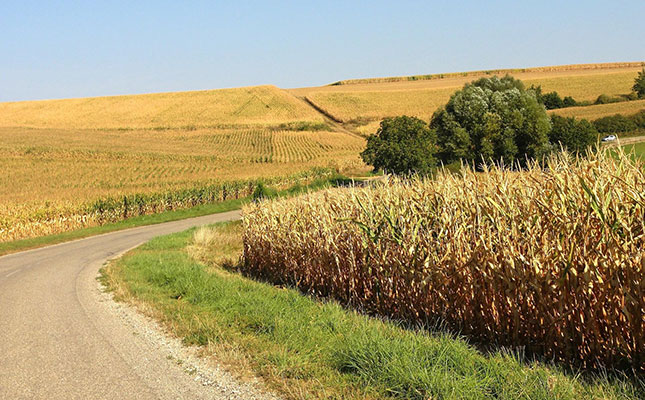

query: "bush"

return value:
[431, 76, 551, 165]
[252, 182, 278, 201]
[549, 115, 597, 153]
[529, 85, 577, 109]
[632, 110, 645, 128]
[563, 96, 577, 107]
[633, 68, 645, 98]
[360, 116, 437, 175]
[593, 114, 639, 133]
[542, 91, 564, 109]
[594, 94, 621, 105]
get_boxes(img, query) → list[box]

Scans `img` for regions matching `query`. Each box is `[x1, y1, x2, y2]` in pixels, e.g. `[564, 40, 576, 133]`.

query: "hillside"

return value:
[291, 62, 644, 134]
[2, 61, 644, 242]
[0, 85, 325, 130]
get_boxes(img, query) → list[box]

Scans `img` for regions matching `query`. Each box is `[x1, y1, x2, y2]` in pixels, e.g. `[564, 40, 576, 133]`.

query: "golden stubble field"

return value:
[291, 62, 644, 134]
[0, 85, 325, 129]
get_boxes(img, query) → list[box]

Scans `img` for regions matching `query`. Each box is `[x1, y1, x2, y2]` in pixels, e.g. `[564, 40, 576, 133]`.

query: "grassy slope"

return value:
[101, 221, 643, 400]
[624, 141, 645, 157]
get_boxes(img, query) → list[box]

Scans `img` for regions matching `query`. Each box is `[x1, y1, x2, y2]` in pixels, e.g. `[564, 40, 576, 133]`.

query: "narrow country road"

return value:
[0, 210, 275, 400]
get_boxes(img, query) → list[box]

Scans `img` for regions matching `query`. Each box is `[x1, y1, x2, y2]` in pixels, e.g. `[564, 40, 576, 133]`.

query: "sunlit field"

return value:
[293, 63, 643, 134]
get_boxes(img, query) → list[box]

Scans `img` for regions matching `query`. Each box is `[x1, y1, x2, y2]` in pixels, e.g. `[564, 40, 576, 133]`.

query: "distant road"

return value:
[616, 135, 645, 145]
[0, 211, 250, 399]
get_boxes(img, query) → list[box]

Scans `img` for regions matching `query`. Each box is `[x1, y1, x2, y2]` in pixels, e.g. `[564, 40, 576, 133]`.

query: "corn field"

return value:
[1, 168, 332, 242]
[242, 149, 645, 371]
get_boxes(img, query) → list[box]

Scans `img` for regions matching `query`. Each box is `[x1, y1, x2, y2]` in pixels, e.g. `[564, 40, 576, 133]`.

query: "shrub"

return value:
[595, 94, 621, 105]
[431, 76, 551, 166]
[633, 68, 645, 98]
[360, 116, 437, 175]
[593, 114, 639, 133]
[243, 149, 645, 371]
[549, 115, 597, 153]
[542, 91, 564, 109]
[563, 96, 577, 107]
[252, 182, 278, 201]
[632, 110, 645, 129]
[529, 85, 577, 109]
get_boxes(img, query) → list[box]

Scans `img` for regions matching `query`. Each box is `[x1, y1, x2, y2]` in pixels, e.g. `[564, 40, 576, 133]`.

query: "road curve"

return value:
[0, 210, 265, 399]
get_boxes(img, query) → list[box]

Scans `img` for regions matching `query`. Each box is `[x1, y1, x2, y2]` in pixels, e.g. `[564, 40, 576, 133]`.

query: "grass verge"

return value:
[101, 221, 644, 400]
[0, 175, 349, 257]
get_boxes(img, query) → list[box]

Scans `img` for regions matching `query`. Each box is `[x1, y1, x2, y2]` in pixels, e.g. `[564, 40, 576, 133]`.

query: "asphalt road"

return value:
[0, 210, 262, 399]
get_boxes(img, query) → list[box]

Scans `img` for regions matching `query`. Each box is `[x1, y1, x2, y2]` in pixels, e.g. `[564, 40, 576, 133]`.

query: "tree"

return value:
[431, 75, 552, 166]
[542, 91, 564, 109]
[633, 68, 645, 98]
[360, 116, 437, 174]
[529, 85, 576, 109]
[593, 114, 638, 133]
[562, 96, 577, 107]
[549, 115, 597, 154]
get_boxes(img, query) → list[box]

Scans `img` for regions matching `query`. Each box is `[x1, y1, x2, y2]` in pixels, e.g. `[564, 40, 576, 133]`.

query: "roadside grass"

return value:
[623, 142, 645, 158]
[101, 221, 644, 400]
[0, 175, 348, 257]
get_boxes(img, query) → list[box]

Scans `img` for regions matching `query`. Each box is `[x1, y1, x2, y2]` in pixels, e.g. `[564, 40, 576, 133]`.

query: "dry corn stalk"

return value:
[242, 149, 645, 371]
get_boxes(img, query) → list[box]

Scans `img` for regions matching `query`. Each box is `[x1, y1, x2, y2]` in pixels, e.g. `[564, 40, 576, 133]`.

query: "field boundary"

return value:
[330, 61, 645, 86]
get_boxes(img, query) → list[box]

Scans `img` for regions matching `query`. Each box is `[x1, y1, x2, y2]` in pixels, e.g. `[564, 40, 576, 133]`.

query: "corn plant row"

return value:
[1, 168, 332, 242]
[242, 150, 644, 371]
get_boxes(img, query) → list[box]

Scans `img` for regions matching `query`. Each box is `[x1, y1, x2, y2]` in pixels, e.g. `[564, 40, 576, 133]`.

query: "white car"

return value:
[601, 135, 617, 142]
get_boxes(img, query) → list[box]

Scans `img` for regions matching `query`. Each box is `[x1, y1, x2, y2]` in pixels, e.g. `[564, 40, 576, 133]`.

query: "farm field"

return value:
[292, 63, 643, 134]
[2, 62, 644, 243]
[0, 125, 364, 242]
[0, 126, 363, 205]
[0, 84, 367, 242]
[102, 219, 644, 400]
[0, 85, 325, 130]
[243, 149, 645, 372]
[550, 99, 645, 120]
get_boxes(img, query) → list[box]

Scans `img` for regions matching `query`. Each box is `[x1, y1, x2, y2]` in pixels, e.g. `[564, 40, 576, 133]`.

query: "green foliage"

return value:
[593, 114, 639, 133]
[252, 182, 278, 201]
[632, 68, 645, 98]
[594, 94, 622, 105]
[549, 115, 597, 154]
[431, 76, 552, 165]
[543, 91, 564, 109]
[529, 85, 577, 109]
[563, 96, 577, 107]
[361, 116, 437, 174]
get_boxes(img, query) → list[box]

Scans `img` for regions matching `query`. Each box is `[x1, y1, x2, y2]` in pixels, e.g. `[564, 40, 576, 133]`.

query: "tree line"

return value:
[362, 70, 645, 174]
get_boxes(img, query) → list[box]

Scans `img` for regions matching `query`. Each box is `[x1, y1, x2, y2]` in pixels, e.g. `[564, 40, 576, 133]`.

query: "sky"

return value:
[1, 0, 644, 102]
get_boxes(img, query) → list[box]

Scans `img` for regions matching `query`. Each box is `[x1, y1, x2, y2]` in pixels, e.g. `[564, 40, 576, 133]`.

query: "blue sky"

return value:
[1, 1, 643, 101]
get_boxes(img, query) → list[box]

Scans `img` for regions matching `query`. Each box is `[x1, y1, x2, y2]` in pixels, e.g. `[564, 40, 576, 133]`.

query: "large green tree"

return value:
[430, 75, 552, 166]
[633, 68, 645, 98]
[360, 116, 437, 174]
